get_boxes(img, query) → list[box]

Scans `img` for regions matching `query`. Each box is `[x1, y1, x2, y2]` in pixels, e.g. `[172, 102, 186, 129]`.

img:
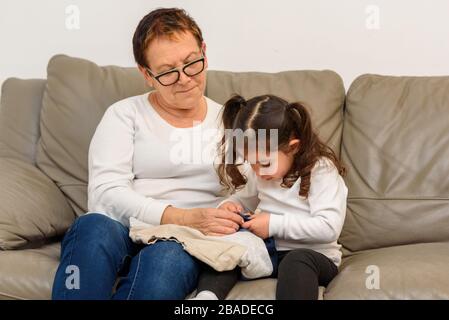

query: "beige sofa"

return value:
[1, 55, 448, 300]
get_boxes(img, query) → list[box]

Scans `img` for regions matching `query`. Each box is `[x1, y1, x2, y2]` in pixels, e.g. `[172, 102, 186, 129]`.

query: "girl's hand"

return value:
[242, 212, 270, 239]
[218, 201, 243, 214]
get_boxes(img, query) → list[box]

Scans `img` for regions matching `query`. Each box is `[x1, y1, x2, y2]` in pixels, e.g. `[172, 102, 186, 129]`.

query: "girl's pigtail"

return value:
[285, 103, 317, 197]
[285, 102, 345, 198]
[222, 95, 246, 129]
[217, 95, 248, 193]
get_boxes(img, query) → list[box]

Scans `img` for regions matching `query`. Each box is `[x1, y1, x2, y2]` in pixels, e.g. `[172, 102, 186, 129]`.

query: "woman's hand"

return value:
[184, 207, 245, 236]
[242, 212, 270, 239]
[161, 206, 244, 236]
[218, 201, 243, 215]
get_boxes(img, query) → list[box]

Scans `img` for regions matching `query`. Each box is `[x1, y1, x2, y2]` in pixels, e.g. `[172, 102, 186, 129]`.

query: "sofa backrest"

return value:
[339, 74, 449, 253]
[30, 55, 345, 217]
[3, 56, 449, 255]
[205, 70, 345, 158]
[35, 55, 150, 216]
[0, 78, 46, 165]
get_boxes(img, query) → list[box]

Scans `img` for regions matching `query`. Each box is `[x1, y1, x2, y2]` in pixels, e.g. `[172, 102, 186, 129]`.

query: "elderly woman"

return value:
[52, 8, 244, 300]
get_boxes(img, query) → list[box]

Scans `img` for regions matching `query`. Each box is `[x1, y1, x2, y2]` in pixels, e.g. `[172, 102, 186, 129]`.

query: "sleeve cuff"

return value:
[142, 201, 171, 226]
[269, 213, 284, 238]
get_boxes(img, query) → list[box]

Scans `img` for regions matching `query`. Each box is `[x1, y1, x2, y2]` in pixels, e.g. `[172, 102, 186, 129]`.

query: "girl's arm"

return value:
[218, 165, 260, 213]
[269, 161, 348, 244]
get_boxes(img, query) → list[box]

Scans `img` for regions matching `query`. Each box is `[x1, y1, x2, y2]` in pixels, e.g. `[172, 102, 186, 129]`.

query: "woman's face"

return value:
[140, 31, 207, 110]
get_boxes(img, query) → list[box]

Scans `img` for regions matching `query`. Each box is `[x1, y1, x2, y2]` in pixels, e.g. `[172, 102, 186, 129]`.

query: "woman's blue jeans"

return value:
[52, 213, 201, 300]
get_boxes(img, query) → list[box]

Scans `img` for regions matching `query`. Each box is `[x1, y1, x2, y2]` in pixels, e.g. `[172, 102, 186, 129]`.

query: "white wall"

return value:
[1, 0, 449, 92]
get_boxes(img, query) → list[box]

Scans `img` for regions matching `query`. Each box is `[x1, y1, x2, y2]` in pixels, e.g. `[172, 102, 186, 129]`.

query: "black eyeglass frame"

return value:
[145, 53, 205, 86]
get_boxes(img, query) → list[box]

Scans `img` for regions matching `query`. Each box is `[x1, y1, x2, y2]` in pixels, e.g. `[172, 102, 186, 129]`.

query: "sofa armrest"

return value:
[0, 158, 76, 250]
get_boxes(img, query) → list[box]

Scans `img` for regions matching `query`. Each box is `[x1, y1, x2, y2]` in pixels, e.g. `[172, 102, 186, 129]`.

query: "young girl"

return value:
[193, 94, 348, 300]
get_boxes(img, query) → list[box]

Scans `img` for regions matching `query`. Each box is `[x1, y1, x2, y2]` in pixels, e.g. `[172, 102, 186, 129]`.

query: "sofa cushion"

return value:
[0, 78, 46, 164]
[227, 278, 277, 299]
[0, 158, 75, 250]
[206, 70, 345, 157]
[36, 55, 150, 216]
[340, 74, 449, 252]
[0, 242, 60, 300]
[325, 242, 449, 299]
[225, 278, 324, 300]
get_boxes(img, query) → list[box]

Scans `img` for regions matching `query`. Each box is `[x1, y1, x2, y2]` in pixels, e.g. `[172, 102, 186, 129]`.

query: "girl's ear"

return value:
[288, 139, 301, 154]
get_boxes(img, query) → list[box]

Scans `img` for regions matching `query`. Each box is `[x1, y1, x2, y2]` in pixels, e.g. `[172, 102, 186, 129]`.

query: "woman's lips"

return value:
[177, 86, 195, 94]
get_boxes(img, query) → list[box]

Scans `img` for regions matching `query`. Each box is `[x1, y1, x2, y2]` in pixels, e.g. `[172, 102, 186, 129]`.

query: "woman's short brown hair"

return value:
[132, 8, 204, 68]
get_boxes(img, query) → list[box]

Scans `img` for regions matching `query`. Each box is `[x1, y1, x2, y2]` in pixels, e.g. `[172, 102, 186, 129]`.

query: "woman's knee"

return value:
[70, 213, 124, 237]
[62, 213, 129, 254]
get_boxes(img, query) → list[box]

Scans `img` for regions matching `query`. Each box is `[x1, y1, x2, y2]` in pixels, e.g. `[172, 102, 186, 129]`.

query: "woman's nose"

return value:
[178, 71, 191, 85]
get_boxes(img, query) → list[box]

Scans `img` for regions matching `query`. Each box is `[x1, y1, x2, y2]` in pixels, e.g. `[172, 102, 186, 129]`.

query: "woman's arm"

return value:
[88, 102, 171, 227]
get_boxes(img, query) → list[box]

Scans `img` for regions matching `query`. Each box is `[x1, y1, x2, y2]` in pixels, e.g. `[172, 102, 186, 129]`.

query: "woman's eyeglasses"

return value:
[146, 54, 205, 86]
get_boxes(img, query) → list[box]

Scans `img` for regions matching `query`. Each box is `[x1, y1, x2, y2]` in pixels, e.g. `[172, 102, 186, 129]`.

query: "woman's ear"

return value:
[288, 139, 301, 154]
[202, 42, 208, 68]
[138, 65, 155, 88]
[202, 42, 207, 56]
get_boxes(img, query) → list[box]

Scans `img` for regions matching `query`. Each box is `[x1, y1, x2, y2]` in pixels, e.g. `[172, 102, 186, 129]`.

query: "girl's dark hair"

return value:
[217, 94, 345, 198]
[132, 8, 203, 69]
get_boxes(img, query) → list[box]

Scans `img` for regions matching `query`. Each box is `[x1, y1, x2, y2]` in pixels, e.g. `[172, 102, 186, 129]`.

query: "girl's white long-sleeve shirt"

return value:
[225, 158, 348, 266]
[87, 92, 227, 227]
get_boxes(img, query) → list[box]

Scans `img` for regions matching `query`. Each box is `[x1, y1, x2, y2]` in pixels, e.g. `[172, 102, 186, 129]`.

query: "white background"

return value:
[1, 0, 449, 92]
